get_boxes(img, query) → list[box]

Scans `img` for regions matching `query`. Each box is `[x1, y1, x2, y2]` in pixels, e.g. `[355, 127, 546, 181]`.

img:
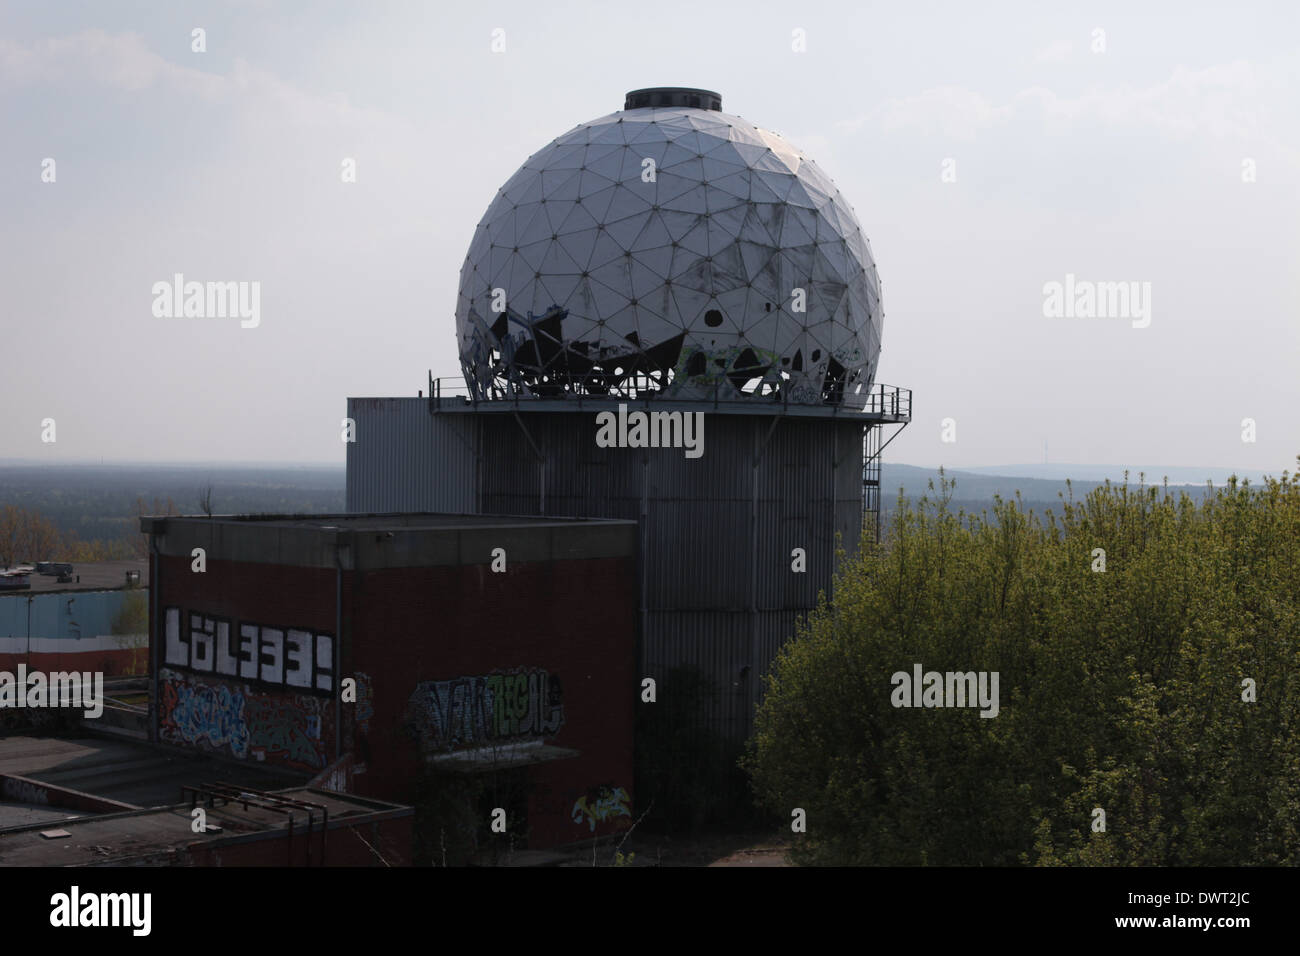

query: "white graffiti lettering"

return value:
[163, 607, 334, 695]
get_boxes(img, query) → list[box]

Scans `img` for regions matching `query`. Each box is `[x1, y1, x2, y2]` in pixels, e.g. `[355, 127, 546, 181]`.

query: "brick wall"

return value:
[348, 555, 637, 849]
[150, 547, 637, 851]
[152, 555, 340, 772]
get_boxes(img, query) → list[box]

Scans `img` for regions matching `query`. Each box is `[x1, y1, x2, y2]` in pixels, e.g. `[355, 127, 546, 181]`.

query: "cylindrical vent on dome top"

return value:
[624, 87, 722, 111]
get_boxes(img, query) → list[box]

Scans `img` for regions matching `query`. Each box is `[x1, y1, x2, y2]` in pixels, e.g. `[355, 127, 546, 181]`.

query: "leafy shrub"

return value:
[745, 466, 1300, 865]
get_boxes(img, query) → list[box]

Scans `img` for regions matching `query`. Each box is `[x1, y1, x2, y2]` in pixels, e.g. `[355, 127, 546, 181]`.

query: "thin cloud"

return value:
[837, 60, 1291, 146]
[1034, 39, 1073, 64]
[0, 30, 225, 98]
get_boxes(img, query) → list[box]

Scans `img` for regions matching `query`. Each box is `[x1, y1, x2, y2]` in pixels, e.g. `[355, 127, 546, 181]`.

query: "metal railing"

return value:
[182, 783, 330, 865]
[428, 370, 911, 420]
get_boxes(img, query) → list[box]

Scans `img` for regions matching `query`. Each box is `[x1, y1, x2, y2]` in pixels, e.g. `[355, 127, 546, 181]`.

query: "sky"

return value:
[3, 1, 1298, 474]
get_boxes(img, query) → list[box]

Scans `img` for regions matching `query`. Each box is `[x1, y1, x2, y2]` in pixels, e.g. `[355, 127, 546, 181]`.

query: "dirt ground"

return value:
[579, 829, 794, 867]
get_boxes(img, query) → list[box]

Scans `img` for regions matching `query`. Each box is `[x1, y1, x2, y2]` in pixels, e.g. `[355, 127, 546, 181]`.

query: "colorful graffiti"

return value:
[159, 668, 331, 771]
[1, 777, 50, 806]
[355, 671, 374, 735]
[407, 668, 564, 753]
[572, 785, 631, 833]
[246, 694, 329, 770]
[160, 672, 249, 758]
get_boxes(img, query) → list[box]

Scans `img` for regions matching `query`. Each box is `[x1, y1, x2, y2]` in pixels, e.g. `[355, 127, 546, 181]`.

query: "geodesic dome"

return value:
[455, 88, 884, 408]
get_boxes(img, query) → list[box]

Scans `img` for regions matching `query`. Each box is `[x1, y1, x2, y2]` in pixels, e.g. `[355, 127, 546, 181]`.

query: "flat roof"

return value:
[0, 559, 147, 595]
[0, 786, 409, 866]
[354, 393, 912, 423]
[139, 512, 639, 570]
[0, 735, 306, 809]
[142, 512, 635, 532]
[0, 801, 88, 830]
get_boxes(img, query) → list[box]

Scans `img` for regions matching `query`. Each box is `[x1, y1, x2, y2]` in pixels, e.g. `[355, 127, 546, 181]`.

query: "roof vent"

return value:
[624, 87, 722, 111]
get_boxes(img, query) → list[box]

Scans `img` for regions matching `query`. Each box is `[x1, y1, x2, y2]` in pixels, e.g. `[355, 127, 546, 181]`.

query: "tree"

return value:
[19, 510, 63, 562]
[0, 506, 74, 566]
[134, 496, 180, 558]
[67, 537, 134, 561]
[0, 505, 20, 569]
[111, 590, 150, 674]
[744, 465, 1300, 866]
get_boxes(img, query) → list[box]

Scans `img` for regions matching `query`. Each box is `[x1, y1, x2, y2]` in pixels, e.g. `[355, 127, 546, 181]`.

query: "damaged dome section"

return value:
[455, 91, 884, 409]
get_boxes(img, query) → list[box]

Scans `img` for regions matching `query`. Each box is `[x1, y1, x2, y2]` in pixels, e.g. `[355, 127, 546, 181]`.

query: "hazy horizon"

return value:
[5, 1, 1297, 469]
[0, 456, 1285, 488]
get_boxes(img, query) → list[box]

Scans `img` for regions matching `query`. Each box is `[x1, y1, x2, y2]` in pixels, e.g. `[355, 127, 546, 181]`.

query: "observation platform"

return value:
[420, 374, 912, 424]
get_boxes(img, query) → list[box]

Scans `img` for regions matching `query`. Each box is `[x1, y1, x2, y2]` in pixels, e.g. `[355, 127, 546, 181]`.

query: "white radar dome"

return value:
[456, 88, 884, 408]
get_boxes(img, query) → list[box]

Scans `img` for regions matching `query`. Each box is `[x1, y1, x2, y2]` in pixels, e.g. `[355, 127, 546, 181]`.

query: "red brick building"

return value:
[139, 513, 637, 855]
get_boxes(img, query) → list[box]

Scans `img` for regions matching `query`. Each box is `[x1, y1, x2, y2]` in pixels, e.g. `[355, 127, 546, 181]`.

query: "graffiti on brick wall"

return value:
[246, 694, 329, 770]
[407, 668, 564, 753]
[162, 607, 334, 695]
[160, 671, 250, 758]
[159, 668, 331, 771]
[355, 671, 374, 735]
[572, 785, 631, 833]
[1, 777, 50, 806]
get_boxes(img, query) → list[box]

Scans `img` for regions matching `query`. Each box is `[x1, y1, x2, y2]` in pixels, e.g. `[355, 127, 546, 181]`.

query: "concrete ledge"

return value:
[144, 514, 638, 570]
[0, 772, 140, 814]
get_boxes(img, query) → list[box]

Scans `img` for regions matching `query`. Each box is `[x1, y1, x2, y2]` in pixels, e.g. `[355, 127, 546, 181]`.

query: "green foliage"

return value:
[110, 590, 149, 636]
[110, 590, 150, 674]
[745, 465, 1300, 866]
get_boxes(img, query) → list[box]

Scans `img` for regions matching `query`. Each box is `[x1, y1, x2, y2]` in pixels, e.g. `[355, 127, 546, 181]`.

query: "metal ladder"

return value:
[862, 424, 882, 543]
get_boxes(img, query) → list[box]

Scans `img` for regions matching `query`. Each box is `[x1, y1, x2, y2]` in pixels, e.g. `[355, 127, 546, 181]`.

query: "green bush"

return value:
[744, 466, 1300, 865]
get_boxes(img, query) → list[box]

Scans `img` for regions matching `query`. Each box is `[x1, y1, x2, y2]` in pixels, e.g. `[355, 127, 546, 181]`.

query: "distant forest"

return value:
[0, 463, 345, 563]
[878, 463, 1221, 521]
[0, 460, 1235, 565]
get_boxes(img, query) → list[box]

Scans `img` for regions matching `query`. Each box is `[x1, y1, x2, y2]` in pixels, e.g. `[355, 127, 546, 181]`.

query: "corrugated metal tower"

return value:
[347, 87, 910, 753]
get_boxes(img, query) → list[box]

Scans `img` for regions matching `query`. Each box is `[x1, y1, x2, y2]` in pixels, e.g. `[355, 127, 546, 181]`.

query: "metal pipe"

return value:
[830, 424, 837, 590]
[748, 419, 759, 737]
[640, 453, 649, 693]
[335, 532, 346, 763]
[149, 531, 161, 743]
